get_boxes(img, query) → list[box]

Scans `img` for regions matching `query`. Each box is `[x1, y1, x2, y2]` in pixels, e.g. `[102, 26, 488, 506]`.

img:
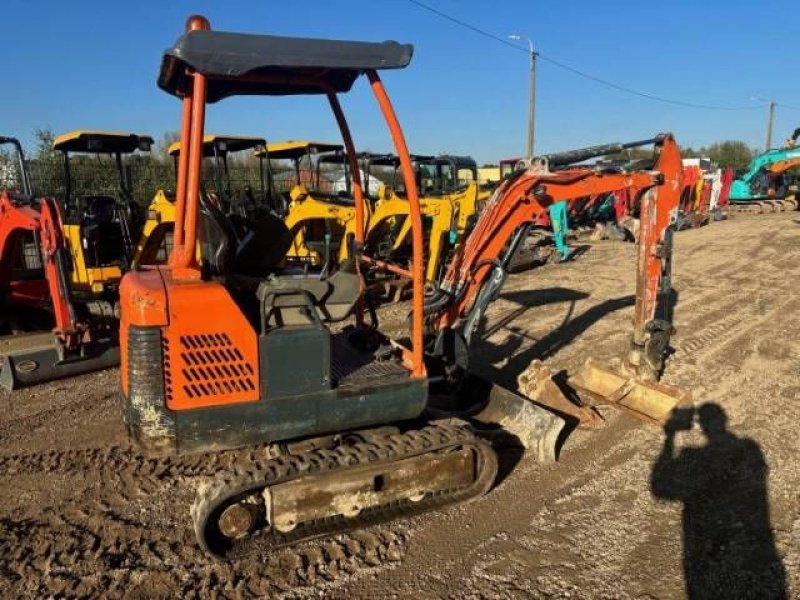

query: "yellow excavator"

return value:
[264, 140, 363, 270]
[364, 154, 490, 285]
[267, 144, 489, 284]
[424, 154, 488, 234]
[361, 153, 456, 284]
[133, 134, 274, 267]
[53, 130, 154, 295]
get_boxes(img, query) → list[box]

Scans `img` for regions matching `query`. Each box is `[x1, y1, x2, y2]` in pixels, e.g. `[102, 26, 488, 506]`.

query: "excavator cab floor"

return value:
[331, 332, 409, 387]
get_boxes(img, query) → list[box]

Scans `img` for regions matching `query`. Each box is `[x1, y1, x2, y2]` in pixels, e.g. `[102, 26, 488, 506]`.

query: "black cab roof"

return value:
[158, 29, 413, 102]
[168, 134, 266, 157]
[53, 131, 154, 154]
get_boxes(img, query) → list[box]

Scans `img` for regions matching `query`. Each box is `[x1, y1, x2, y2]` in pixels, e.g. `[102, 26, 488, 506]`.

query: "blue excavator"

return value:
[729, 128, 800, 213]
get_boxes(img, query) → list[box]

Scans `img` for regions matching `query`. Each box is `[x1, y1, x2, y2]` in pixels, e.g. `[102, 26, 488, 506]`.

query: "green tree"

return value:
[156, 131, 180, 161]
[681, 147, 702, 159]
[704, 140, 754, 170]
[33, 127, 58, 161]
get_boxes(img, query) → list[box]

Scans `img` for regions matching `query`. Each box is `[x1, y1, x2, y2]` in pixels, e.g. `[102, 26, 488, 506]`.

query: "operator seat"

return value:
[80, 195, 127, 267]
[197, 193, 362, 328]
[256, 263, 363, 327]
[197, 192, 294, 278]
[197, 194, 236, 277]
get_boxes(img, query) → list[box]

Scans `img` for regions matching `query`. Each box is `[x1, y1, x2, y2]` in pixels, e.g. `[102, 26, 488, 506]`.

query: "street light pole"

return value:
[509, 34, 538, 159]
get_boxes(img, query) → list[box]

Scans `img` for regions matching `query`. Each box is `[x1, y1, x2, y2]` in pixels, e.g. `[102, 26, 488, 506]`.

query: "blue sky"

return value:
[2, 0, 799, 163]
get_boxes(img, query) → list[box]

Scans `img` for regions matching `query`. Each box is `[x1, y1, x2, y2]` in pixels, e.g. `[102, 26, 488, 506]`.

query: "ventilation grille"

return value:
[176, 333, 256, 400]
[163, 335, 173, 402]
[22, 240, 43, 269]
[155, 231, 174, 264]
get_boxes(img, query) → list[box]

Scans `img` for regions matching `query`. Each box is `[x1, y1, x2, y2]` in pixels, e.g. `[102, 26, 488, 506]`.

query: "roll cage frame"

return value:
[169, 135, 271, 215]
[53, 131, 153, 223]
[163, 16, 427, 376]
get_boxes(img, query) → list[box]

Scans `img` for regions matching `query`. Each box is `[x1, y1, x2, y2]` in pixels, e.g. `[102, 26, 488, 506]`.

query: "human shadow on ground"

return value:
[463, 291, 636, 459]
[473, 291, 635, 390]
[650, 404, 787, 600]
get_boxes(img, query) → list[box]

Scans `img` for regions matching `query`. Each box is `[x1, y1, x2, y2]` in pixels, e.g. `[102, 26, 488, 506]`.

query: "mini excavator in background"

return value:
[729, 127, 800, 212]
[1, 136, 44, 334]
[266, 141, 359, 268]
[1, 134, 131, 389]
[133, 134, 277, 268]
[365, 154, 490, 283]
[120, 17, 687, 559]
[54, 131, 154, 295]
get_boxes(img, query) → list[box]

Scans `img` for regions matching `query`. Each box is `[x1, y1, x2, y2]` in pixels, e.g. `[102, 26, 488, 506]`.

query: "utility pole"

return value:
[765, 101, 776, 150]
[527, 47, 537, 159]
[508, 34, 538, 159]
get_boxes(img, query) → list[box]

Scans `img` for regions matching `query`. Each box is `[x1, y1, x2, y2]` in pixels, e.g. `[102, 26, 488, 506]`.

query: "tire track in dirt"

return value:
[0, 446, 416, 598]
[3, 213, 800, 598]
[324, 212, 800, 599]
[0, 508, 412, 599]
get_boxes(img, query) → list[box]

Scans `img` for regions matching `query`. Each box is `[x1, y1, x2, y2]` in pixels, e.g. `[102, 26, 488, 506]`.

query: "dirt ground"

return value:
[1, 211, 798, 599]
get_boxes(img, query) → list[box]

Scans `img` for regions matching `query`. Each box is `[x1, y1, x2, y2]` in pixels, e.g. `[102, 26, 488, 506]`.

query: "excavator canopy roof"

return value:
[358, 154, 438, 168]
[167, 134, 267, 157]
[362, 153, 398, 167]
[262, 141, 344, 160]
[434, 155, 478, 170]
[318, 152, 350, 165]
[158, 30, 413, 102]
[53, 131, 154, 154]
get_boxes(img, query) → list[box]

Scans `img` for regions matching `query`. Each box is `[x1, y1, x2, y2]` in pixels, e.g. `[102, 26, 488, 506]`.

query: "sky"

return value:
[2, 0, 799, 164]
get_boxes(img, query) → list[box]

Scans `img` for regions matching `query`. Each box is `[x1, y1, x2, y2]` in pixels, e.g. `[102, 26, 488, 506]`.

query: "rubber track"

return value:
[191, 421, 498, 560]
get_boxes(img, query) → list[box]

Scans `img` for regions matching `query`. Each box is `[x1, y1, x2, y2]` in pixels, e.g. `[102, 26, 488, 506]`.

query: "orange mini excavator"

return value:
[1, 137, 120, 389]
[120, 17, 686, 559]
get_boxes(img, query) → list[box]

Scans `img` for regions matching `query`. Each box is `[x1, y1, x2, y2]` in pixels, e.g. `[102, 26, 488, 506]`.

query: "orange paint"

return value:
[437, 135, 683, 337]
[118, 266, 168, 394]
[367, 70, 425, 378]
[171, 94, 193, 251]
[162, 278, 260, 410]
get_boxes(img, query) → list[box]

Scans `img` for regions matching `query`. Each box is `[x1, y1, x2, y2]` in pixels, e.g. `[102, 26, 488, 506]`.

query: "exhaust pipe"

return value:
[1, 341, 119, 390]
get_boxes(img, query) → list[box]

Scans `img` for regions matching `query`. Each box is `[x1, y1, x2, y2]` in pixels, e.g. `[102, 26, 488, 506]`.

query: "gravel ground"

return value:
[1, 211, 798, 599]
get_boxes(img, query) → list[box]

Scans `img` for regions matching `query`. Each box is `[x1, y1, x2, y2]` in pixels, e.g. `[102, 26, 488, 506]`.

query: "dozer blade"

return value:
[0, 340, 120, 391]
[567, 358, 691, 424]
[461, 371, 566, 462]
[519, 359, 604, 428]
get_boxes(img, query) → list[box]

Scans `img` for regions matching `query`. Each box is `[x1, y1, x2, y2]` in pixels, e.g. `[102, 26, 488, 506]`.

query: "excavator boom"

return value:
[435, 135, 678, 329]
[428, 134, 686, 424]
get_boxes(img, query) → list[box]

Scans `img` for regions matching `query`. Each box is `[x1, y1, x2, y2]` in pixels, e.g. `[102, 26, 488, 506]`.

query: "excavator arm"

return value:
[426, 133, 686, 425]
[433, 134, 680, 347]
[766, 157, 800, 174]
[36, 198, 81, 345]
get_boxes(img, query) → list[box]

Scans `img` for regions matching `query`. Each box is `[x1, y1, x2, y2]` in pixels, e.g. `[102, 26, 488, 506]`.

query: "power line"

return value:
[406, 0, 528, 51]
[407, 0, 764, 112]
[536, 54, 760, 111]
[777, 102, 800, 112]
